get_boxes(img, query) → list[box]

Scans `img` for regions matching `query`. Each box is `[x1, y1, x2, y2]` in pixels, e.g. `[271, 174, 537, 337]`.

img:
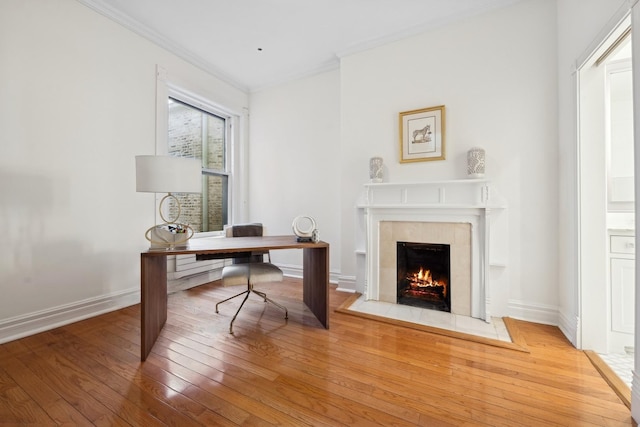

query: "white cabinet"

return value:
[611, 258, 634, 333]
[608, 231, 635, 351]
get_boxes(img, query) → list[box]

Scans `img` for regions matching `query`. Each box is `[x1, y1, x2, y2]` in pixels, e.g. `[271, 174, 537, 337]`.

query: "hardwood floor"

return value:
[0, 278, 633, 426]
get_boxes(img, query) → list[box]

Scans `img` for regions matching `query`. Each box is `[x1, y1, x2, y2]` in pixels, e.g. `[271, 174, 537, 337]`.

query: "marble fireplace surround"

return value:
[359, 180, 506, 321]
[380, 221, 471, 316]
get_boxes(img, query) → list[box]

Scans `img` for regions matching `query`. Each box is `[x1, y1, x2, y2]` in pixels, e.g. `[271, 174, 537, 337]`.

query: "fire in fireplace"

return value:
[397, 242, 451, 312]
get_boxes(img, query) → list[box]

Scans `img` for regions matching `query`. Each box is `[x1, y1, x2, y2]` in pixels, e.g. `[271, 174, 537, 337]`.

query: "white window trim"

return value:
[155, 64, 241, 238]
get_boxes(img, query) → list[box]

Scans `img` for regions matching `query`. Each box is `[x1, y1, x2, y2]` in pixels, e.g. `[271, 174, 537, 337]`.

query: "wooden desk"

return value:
[140, 235, 329, 360]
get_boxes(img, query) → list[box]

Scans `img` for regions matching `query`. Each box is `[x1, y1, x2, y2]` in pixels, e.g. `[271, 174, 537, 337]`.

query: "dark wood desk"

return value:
[140, 235, 329, 360]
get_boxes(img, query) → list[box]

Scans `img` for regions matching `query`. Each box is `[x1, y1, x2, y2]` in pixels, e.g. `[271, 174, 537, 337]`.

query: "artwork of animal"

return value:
[412, 124, 431, 143]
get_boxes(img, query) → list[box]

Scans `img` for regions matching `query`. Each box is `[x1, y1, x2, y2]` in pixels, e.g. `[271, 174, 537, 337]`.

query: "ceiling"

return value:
[80, 0, 522, 92]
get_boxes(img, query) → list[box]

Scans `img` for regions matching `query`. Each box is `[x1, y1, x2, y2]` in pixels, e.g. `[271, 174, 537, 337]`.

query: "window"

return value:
[167, 96, 230, 233]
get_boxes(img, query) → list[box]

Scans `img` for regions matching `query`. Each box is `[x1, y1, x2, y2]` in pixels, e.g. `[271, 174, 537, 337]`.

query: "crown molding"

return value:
[77, 0, 524, 92]
[336, 0, 522, 58]
[76, 0, 249, 93]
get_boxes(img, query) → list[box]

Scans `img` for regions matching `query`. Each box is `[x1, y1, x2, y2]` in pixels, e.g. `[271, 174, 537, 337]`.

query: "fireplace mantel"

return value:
[359, 179, 505, 208]
[355, 179, 507, 321]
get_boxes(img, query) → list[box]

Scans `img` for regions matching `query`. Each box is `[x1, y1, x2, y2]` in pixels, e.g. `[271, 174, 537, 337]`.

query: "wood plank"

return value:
[0, 365, 56, 425]
[1, 357, 93, 426]
[0, 279, 632, 426]
[7, 338, 131, 427]
[585, 350, 631, 409]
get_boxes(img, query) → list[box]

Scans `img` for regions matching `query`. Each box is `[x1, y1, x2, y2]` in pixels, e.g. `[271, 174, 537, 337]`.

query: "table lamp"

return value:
[136, 155, 202, 249]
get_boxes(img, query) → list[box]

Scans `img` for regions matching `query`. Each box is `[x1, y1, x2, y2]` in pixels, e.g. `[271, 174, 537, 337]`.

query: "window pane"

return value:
[167, 97, 229, 233]
[168, 193, 203, 232]
[204, 174, 228, 232]
[168, 99, 203, 160]
[168, 98, 226, 171]
[167, 176, 227, 233]
[206, 114, 225, 170]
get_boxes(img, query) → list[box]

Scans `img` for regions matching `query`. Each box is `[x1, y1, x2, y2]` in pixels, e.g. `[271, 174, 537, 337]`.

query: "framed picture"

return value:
[399, 105, 445, 163]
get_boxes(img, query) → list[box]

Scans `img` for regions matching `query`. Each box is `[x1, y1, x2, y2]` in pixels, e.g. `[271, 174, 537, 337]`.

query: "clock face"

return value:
[292, 216, 316, 237]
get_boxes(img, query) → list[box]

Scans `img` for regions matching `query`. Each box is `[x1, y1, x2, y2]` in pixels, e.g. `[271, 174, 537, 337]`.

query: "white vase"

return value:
[467, 147, 485, 178]
[369, 157, 384, 183]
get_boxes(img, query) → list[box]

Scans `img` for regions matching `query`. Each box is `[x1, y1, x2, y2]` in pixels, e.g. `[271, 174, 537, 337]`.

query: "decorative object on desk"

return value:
[369, 156, 384, 183]
[149, 224, 190, 247]
[467, 147, 486, 178]
[399, 105, 445, 163]
[292, 215, 319, 242]
[135, 155, 202, 249]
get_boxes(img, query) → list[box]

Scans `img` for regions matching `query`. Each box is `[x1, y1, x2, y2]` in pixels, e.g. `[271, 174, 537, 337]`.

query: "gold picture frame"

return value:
[399, 105, 445, 163]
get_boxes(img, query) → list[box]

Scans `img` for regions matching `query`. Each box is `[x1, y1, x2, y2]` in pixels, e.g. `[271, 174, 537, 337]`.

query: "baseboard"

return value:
[507, 299, 559, 326]
[336, 275, 356, 293]
[168, 269, 222, 293]
[278, 264, 303, 279]
[557, 310, 578, 347]
[277, 263, 341, 285]
[0, 288, 139, 344]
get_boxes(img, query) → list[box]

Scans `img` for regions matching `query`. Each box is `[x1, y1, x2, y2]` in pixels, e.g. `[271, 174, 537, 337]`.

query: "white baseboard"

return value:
[278, 264, 303, 279]
[0, 288, 140, 345]
[277, 263, 341, 285]
[168, 269, 222, 293]
[507, 299, 559, 326]
[557, 310, 578, 347]
[336, 275, 356, 293]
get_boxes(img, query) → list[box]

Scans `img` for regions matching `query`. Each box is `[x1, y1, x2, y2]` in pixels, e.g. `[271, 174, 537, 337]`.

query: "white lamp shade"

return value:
[136, 155, 202, 193]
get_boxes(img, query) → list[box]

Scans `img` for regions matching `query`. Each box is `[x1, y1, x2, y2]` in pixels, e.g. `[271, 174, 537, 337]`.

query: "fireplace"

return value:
[397, 242, 451, 312]
[357, 180, 508, 321]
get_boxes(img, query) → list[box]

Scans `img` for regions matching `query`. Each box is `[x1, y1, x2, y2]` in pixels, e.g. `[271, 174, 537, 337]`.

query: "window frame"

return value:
[155, 66, 238, 238]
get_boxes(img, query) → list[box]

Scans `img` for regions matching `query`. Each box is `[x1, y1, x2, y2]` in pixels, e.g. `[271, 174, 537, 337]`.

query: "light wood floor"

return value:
[0, 278, 633, 426]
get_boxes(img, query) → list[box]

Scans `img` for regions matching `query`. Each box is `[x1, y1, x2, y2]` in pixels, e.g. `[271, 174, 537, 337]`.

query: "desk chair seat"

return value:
[216, 224, 288, 333]
[221, 263, 283, 286]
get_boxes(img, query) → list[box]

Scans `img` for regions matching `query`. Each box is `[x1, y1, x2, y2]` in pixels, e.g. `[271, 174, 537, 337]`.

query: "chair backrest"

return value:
[225, 223, 263, 238]
[225, 223, 267, 264]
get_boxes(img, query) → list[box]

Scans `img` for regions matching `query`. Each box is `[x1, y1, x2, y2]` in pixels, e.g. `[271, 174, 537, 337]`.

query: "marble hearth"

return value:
[355, 180, 507, 322]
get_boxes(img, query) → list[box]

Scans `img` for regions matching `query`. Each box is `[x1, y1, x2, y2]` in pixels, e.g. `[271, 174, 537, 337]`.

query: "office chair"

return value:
[216, 223, 288, 333]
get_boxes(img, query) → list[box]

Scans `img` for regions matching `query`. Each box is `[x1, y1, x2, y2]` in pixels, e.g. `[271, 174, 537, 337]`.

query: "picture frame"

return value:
[399, 105, 445, 163]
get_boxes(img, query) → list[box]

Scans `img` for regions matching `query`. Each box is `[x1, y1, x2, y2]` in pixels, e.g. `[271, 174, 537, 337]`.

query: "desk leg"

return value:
[141, 254, 167, 361]
[303, 245, 329, 328]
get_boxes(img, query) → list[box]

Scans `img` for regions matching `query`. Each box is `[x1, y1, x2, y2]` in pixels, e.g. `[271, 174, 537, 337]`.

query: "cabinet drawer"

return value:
[611, 235, 635, 254]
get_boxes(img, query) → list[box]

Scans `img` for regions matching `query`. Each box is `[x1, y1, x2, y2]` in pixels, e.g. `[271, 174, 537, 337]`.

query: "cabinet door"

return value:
[611, 257, 635, 334]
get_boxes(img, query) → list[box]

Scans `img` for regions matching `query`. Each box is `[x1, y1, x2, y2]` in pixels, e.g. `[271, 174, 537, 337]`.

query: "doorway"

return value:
[578, 15, 633, 384]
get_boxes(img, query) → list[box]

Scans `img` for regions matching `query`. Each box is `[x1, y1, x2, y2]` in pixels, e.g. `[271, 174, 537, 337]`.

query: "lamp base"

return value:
[145, 223, 194, 249]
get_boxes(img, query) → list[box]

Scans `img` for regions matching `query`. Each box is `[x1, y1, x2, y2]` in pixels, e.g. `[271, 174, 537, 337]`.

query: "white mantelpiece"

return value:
[355, 180, 507, 321]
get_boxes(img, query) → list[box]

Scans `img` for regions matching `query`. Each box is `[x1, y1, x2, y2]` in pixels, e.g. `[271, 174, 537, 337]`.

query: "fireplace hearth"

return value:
[397, 242, 451, 312]
[358, 180, 508, 320]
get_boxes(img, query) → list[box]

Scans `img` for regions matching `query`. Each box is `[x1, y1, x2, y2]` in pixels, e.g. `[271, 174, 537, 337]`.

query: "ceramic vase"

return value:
[467, 147, 485, 178]
[369, 157, 384, 183]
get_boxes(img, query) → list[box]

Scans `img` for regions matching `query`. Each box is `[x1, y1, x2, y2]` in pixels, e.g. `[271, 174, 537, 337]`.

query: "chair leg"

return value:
[229, 291, 251, 334]
[217, 280, 288, 333]
[252, 290, 288, 320]
[215, 289, 250, 313]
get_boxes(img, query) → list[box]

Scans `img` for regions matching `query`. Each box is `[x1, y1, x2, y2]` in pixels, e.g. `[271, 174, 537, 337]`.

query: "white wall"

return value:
[3, 0, 633, 346]
[340, 0, 559, 321]
[0, 0, 248, 341]
[248, 70, 342, 280]
[556, 0, 629, 346]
